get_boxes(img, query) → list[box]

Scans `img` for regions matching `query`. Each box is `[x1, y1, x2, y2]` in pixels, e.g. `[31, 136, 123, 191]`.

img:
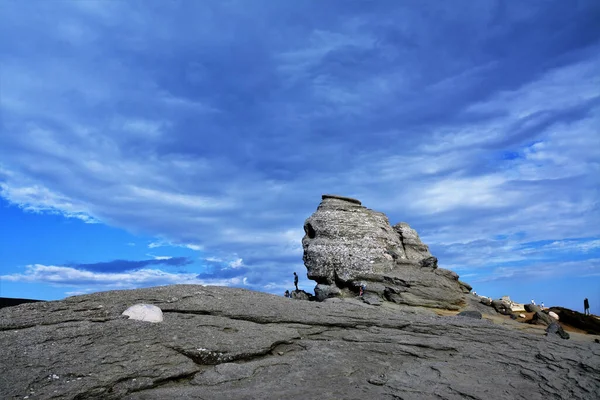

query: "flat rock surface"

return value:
[1, 285, 599, 400]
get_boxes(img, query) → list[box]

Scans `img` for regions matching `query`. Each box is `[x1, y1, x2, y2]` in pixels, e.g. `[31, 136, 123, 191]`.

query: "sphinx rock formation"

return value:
[302, 195, 470, 309]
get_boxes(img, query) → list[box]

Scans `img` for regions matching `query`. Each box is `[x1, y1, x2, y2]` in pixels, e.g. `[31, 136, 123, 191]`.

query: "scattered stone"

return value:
[548, 311, 559, 320]
[456, 310, 482, 319]
[546, 322, 570, 340]
[519, 314, 526, 319]
[122, 304, 163, 323]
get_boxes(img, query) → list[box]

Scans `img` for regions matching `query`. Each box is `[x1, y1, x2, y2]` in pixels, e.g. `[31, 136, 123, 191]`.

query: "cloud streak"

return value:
[69, 257, 192, 273]
[0, 264, 243, 290]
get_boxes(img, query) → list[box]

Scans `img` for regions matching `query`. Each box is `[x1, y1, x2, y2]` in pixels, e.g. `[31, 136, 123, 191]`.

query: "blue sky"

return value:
[1, 0, 599, 312]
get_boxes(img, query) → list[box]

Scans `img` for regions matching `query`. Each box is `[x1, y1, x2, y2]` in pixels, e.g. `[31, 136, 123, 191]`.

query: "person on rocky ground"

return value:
[294, 272, 299, 291]
[284, 290, 290, 298]
[584, 298, 590, 315]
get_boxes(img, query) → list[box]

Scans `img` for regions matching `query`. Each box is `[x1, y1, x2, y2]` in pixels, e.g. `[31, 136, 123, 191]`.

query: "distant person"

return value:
[284, 290, 290, 298]
[294, 272, 299, 291]
[359, 284, 364, 296]
[584, 298, 590, 315]
[531, 299, 536, 305]
[541, 302, 544, 309]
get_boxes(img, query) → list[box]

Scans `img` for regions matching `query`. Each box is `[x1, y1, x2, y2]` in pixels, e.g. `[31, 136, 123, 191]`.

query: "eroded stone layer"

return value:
[302, 195, 469, 309]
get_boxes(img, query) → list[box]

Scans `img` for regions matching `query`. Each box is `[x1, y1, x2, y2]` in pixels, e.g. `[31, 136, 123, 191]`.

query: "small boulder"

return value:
[480, 297, 492, 306]
[519, 314, 526, 319]
[491, 300, 512, 315]
[525, 304, 541, 313]
[122, 304, 163, 323]
[530, 311, 553, 326]
[314, 284, 341, 301]
[548, 311, 559, 320]
[291, 290, 313, 301]
[546, 322, 570, 340]
[456, 310, 482, 319]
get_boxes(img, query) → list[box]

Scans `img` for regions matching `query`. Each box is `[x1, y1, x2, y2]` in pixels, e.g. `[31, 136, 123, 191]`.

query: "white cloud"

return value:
[228, 258, 244, 268]
[147, 241, 203, 251]
[0, 265, 241, 290]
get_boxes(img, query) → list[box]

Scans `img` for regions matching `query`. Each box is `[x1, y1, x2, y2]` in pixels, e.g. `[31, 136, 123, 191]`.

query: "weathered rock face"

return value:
[1, 285, 599, 400]
[302, 195, 469, 309]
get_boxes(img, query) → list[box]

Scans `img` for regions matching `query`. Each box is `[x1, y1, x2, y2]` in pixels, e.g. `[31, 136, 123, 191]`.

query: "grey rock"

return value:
[302, 195, 467, 310]
[456, 310, 482, 319]
[361, 293, 382, 306]
[480, 296, 493, 306]
[392, 222, 432, 261]
[464, 296, 498, 316]
[290, 290, 313, 301]
[492, 300, 512, 315]
[1, 285, 598, 399]
[458, 280, 472, 293]
[314, 284, 341, 301]
[546, 322, 570, 340]
[525, 304, 541, 313]
[419, 256, 438, 269]
[531, 311, 553, 326]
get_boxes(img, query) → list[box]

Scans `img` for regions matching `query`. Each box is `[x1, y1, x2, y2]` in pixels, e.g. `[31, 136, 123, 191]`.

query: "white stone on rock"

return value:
[519, 314, 526, 319]
[122, 304, 163, 323]
[549, 311, 559, 320]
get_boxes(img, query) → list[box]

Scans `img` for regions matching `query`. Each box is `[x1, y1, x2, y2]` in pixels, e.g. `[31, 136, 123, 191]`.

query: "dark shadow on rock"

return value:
[0, 297, 45, 310]
[548, 307, 600, 335]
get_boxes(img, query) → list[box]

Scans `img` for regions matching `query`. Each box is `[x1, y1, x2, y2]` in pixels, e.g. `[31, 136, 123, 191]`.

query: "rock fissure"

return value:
[169, 339, 296, 367]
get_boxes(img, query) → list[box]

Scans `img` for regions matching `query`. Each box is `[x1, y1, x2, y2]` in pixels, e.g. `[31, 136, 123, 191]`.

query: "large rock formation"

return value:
[1, 285, 598, 399]
[303, 195, 470, 309]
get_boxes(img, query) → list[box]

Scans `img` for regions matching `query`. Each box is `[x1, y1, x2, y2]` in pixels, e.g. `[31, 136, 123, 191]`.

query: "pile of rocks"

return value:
[302, 195, 471, 310]
[473, 295, 571, 339]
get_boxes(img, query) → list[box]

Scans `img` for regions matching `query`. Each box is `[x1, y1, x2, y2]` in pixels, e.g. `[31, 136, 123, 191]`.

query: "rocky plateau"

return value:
[1, 195, 599, 399]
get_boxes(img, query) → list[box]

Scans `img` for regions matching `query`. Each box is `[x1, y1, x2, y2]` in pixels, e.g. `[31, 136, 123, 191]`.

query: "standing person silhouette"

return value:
[584, 298, 590, 315]
[293, 272, 299, 291]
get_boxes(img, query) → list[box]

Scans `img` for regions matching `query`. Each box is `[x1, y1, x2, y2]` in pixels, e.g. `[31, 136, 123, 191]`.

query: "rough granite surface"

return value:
[303, 195, 468, 309]
[1, 285, 599, 400]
